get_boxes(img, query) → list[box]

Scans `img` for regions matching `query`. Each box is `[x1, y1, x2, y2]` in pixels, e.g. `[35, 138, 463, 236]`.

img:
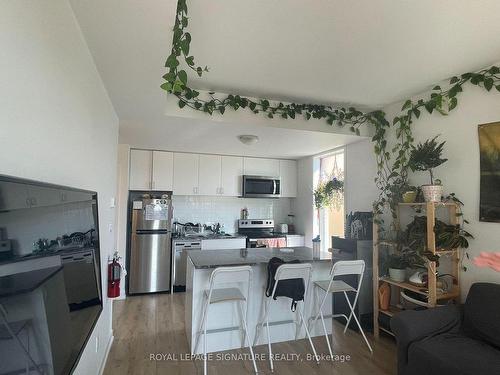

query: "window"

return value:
[313, 148, 345, 251]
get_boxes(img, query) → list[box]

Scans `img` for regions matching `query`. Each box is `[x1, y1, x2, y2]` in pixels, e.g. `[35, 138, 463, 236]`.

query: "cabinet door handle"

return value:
[220, 187, 224, 195]
[26, 198, 31, 207]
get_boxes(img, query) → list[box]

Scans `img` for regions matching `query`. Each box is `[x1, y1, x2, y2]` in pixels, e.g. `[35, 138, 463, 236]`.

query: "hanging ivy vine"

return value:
[161, 0, 500, 223]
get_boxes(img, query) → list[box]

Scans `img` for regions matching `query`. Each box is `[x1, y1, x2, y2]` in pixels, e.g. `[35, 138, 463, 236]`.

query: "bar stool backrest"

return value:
[331, 260, 365, 277]
[271, 263, 313, 299]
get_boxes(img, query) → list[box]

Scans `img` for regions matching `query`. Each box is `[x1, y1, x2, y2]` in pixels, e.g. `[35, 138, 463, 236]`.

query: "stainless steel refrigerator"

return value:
[129, 197, 172, 294]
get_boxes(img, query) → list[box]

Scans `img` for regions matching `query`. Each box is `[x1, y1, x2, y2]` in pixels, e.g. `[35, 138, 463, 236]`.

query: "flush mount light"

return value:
[238, 135, 259, 145]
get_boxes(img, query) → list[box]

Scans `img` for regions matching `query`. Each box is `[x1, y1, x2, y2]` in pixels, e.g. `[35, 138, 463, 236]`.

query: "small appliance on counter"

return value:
[276, 223, 288, 234]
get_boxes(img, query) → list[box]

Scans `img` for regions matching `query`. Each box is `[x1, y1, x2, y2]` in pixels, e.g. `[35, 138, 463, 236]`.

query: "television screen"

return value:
[0, 175, 102, 374]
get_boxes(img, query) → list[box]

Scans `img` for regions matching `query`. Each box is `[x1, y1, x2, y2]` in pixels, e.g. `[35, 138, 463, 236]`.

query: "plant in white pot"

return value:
[408, 136, 448, 202]
[385, 254, 409, 282]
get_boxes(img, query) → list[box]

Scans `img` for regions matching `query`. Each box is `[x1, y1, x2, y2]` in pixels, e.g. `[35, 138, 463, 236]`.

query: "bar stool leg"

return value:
[319, 310, 333, 359]
[253, 292, 267, 346]
[263, 300, 274, 372]
[203, 309, 209, 375]
[236, 301, 245, 348]
[298, 306, 320, 364]
[194, 295, 209, 354]
[239, 300, 258, 374]
[343, 291, 373, 353]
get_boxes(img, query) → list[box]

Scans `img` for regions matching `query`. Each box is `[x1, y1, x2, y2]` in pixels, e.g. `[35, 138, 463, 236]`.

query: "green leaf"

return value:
[196, 67, 203, 77]
[484, 77, 494, 91]
[449, 97, 458, 110]
[219, 106, 225, 114]
[194, 101, 202, 109]
[178, 100, 186, 108]
[173, 82, 183, 93]
[449, 76, 459, 84]
[496, 85, 500, 92]
[402, 100, 412, 110]
[180, 40, 189, 56]
[165, 54, 179, 68]
[178, 70, 188, 85]
[160, 82, 172, 91]
[162, 72, 176, 82]
[413, 108, 421, 118]
[185, 56, 195, 66]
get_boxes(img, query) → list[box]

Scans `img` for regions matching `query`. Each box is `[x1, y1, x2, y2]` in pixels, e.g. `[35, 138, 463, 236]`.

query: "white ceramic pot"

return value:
[421, 184, 443, 202]
[389, 268, 406, 282]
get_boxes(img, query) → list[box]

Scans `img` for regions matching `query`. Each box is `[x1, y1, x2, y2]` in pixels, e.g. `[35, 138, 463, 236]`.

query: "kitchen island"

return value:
[185, 247, 333, 354]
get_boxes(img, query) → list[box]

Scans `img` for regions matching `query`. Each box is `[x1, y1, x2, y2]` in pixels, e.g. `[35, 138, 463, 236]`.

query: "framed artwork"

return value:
[479, 121, 500, 222]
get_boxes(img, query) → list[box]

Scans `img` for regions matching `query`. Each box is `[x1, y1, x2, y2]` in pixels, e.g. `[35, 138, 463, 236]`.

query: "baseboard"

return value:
[99, 332, 114, 375]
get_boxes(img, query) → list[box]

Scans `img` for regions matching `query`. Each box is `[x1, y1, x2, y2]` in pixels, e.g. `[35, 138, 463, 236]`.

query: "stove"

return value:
[238, 219, 287, 248]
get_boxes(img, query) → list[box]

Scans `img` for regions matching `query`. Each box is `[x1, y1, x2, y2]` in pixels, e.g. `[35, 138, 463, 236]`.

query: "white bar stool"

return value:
[254, 263, 319, 373]
[194, 265, 258, 375]
[308, 260, 373, 359]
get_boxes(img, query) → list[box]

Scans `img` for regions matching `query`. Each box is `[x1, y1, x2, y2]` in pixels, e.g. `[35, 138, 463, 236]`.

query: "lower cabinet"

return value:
[201, 238, 247, 250]
[286, 235, 305, 247]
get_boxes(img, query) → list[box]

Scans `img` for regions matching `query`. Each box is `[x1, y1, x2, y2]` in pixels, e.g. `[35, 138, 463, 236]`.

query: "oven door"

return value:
[243, 176, 280, 198]
[248, 238, 269, 248]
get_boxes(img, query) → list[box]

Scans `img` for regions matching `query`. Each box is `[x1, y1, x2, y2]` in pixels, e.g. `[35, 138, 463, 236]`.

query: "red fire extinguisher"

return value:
[108, 251, 122, 298]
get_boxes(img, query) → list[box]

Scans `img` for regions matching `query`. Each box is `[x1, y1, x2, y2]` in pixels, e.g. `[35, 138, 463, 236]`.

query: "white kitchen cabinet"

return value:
[173, 153, 199, 195]
[279, 160, 298, 198]
[198, 154, 221, 196]
[129, 149, 152, 190]
[152, 151, 174, 191]
[201, 237, 247, 250]
[286, 235, 305, 247]
[243, 158, 280, 177]
[220, 156, 244, 196]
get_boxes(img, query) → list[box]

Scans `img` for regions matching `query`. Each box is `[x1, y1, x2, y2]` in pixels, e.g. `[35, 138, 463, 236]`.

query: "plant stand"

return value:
[373, 201, 461, 339]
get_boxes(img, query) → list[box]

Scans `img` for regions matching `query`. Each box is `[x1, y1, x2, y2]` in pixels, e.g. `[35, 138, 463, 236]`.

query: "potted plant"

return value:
[313, 175, 344, 210]
[408, 136, 448, 202]
[385, 254, 409, 282]
[401, 184, 418, 203]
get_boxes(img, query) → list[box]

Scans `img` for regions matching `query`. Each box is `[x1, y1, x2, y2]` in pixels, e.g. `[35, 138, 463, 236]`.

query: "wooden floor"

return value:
[103, 293, 396, 375]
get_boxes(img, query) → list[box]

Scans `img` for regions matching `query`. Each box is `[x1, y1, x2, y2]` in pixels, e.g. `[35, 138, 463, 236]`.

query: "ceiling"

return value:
[70, 0, 500, 158]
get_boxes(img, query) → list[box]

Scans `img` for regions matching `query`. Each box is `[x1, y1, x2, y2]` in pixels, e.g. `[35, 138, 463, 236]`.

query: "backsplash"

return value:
[172, 196, 293, 233]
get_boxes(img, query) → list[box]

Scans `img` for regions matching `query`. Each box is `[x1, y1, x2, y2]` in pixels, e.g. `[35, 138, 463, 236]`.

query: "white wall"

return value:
[383, 81, 500, 298]
[294, 139, 378, 247]
[0, 1, 119, 374]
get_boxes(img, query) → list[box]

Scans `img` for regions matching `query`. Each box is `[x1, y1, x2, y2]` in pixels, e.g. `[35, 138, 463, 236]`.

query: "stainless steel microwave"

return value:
[242, 175, 280, 198]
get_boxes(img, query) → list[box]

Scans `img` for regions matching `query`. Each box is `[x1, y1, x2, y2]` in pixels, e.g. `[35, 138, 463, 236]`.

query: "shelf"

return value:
[379, 326, 395, 337]
[377, 240, 398, 247]
[379, 305, 402, 317]
[380, 277, 460, 301]
[379, 277, 428, 295]
[398, 202, 457, 207]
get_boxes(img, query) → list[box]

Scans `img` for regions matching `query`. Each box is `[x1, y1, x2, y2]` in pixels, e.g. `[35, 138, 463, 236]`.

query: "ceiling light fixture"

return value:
[238, 135, 259, 145]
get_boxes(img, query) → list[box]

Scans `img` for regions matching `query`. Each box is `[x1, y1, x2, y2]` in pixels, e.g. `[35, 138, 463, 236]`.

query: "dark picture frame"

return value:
[479, 121, 500, 222]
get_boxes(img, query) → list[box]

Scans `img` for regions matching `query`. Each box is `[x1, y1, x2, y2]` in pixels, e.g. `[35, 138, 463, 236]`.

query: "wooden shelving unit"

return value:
[373, 201, 461, 339]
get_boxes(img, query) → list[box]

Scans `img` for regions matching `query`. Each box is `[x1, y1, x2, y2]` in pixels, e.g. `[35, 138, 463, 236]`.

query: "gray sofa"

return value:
[391, 283, 500, 375]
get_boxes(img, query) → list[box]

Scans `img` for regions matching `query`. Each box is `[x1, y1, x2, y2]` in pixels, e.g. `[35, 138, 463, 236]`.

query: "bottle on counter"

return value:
[241, 207, 249, 220]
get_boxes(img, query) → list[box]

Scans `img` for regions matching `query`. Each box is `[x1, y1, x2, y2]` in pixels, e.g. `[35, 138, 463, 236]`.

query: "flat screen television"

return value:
[0, 175, 103, 374]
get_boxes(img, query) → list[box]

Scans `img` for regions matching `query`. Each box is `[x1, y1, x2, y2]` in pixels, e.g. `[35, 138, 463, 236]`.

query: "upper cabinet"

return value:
[198, 154, 221, 196]
[128, 149, 296, 198]
[220, 156, 244, 196]
[243, 158, 280, 177]
[129, 149, 152, 190]
[152, 151, 174, 191]
[173, 153, 199, 195]
[279, 160, 298, 198]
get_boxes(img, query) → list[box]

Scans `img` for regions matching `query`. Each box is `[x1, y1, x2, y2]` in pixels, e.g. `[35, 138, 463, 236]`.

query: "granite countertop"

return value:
[0, 246, 95, 266]
[187, 247, 332, 269]
[0, 266, 63, 298]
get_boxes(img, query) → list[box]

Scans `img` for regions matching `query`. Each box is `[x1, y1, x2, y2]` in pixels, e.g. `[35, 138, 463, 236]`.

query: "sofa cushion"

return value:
[463, 282, 500, 349]
[407, 333, 500, 375]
